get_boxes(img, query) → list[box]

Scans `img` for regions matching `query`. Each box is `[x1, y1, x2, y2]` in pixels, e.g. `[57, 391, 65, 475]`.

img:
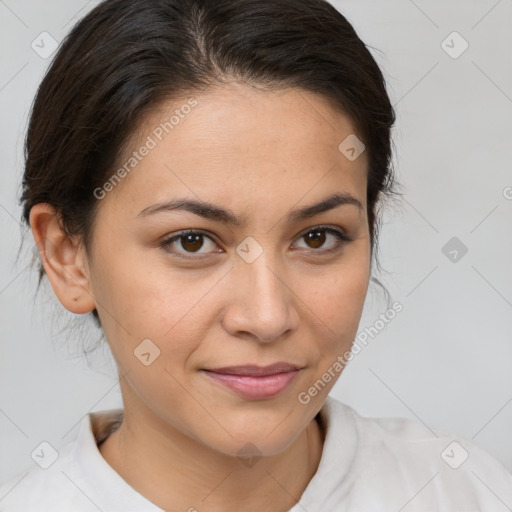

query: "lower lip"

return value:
[203, 370, 299, 400]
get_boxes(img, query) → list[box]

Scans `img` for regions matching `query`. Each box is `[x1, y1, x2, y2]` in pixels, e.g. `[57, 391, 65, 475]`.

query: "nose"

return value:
[221, 252, 299, 344]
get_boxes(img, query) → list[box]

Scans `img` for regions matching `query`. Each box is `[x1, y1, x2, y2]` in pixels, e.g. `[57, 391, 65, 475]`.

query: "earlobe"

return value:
[29, 203, 96, 315]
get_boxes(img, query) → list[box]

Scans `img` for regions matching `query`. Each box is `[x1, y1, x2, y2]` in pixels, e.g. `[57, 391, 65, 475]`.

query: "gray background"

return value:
[1, 0, 512, 485]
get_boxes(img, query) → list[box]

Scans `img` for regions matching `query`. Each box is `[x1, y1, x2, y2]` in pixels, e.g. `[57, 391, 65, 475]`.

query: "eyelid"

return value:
[291, 225, 351, 254]
[160, 225, 351, 259]
[160, 229, 221, 259]
[296, 224, 350, 241]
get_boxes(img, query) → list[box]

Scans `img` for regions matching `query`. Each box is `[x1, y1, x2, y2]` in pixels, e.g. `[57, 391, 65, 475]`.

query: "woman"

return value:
[1, 0, 511, 510]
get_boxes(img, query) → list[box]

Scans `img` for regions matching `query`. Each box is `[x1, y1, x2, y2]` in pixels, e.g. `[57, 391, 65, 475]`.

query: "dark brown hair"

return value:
[21, 0, 396, 326]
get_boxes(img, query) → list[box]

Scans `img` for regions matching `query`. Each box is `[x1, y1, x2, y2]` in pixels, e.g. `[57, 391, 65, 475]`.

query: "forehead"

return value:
[103, 83, 368, 217]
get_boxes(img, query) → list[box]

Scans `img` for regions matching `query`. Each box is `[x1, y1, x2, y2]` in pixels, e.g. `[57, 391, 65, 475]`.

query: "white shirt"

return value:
[1, 397, 512, 511]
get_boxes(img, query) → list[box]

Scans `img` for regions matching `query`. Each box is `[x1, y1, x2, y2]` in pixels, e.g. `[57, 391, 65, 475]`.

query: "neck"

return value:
[98, 407, 324, 512]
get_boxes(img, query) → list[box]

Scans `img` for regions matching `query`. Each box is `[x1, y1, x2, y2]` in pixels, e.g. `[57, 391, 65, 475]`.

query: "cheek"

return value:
[89, 246, 212, 357]
[90, 230, 369, 361]
[303, 252, 370, 340]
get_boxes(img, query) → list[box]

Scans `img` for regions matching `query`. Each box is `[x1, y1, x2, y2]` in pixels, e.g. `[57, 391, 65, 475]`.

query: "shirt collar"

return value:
[72, 396, 354, 511]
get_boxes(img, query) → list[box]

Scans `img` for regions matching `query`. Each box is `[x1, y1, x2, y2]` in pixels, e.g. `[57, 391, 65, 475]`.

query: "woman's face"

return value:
[87, 83, 370, 456]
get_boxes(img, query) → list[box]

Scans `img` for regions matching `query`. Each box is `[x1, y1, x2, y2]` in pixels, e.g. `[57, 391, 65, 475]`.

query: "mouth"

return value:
[201, 363, 301, 400]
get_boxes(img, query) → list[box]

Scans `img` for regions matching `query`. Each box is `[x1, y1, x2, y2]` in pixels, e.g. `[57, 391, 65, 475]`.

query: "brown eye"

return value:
[293, 226, 349, 253]
[304, 229, 326, 249]
[180, 233, 204, 252]
[161, 230, 219, 257]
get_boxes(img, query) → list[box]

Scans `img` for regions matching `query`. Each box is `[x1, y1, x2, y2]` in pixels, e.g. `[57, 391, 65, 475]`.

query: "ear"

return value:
[29, 203, 96, 315]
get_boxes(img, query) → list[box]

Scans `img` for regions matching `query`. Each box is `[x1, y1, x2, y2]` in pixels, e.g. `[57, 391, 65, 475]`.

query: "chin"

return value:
[196, 405, 308, 459]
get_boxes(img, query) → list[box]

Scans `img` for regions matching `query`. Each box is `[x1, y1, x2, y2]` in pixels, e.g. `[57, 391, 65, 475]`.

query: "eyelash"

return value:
[160, 226, 352, 260]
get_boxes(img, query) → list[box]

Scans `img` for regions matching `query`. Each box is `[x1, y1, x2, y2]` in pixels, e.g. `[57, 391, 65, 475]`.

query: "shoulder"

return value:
[312, 397, 512, 510]
[0, 440, 85, 511]
[0, 409, 125, 512]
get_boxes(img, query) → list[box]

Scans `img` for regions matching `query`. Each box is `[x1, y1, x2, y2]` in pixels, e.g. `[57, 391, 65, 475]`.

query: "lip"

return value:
[202, 363, 301, 400]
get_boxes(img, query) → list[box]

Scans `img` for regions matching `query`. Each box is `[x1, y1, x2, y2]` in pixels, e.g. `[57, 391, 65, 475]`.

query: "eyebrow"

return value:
[137, 192, 363, 226]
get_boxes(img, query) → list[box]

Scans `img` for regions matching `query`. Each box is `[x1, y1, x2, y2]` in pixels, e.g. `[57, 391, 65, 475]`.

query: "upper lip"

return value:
[204, 363, 301, 376]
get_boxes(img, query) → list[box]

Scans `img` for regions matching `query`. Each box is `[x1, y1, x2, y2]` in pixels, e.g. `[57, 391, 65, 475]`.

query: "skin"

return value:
[30, 83, 371, 512]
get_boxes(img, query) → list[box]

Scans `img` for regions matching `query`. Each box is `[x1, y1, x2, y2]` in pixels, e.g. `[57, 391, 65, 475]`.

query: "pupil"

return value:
[178, 231, 328, 253]
[307, 230, 325, 249]
[182, 234, 203, 252]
